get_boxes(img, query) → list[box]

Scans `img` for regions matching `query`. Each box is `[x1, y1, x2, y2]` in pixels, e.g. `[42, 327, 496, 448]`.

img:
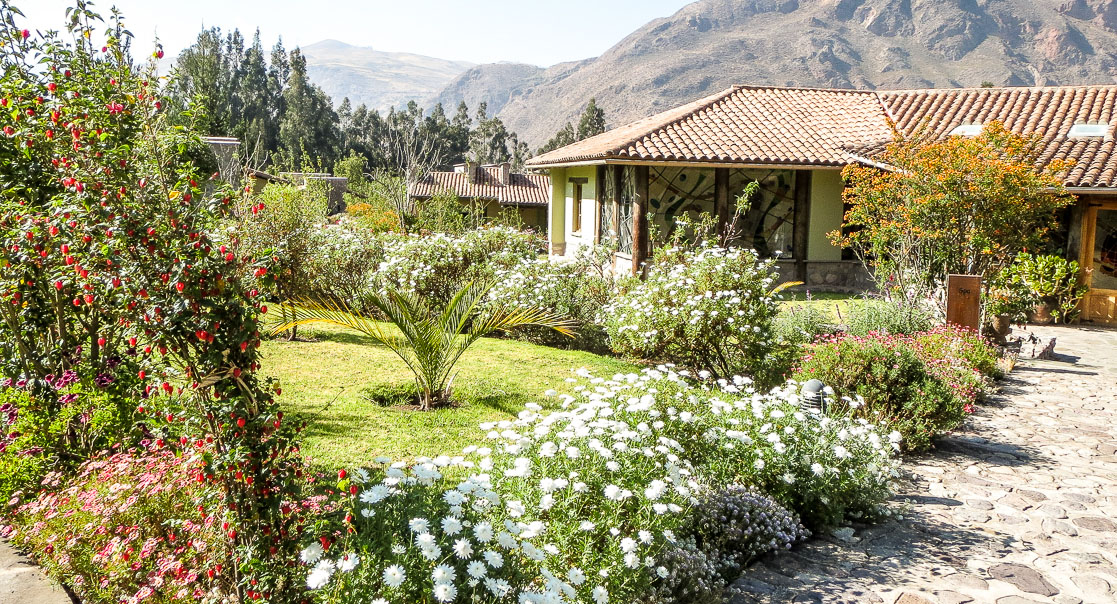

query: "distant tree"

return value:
[537, 122, 576, 155]
[469, 102, 511, 164]
[510, 133, 532, 171]
[169, 27, 234, 135]
[980, 81, 995, 88]
[277, 48, 339, 167]
[233, 30, 279, 164]
[576, 97, 607, 140]
[448, 101, 473, 166]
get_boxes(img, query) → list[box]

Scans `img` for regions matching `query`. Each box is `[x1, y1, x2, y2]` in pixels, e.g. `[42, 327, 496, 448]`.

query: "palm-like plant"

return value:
[272, 281, 576, 410]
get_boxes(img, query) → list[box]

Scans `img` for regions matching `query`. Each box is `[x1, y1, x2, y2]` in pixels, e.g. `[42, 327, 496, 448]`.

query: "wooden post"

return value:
[793, 171, 812, 282]
[715, 168, 730, 241]
[632, 165, 650, 277]
[946, 274, 982, 331]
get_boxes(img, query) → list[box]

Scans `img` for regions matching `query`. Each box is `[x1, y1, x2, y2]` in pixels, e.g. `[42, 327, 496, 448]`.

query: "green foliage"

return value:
[1002, 253, 1089, 323]
[576, 97, 607, 140]
[845, 298, 935, 335]
[274, 281, 575, 410]
[277, 49, 340, 167]
[603, 245, 789, 386]
[538, 98, 607, 155]
[795, 332, 975, 451]
[231, 182, 329, 303]
[0, 384, 130, 503]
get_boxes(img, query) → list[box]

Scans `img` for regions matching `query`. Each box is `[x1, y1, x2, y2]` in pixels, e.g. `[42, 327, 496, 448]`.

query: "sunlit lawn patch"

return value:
[261, 323, 639, 468]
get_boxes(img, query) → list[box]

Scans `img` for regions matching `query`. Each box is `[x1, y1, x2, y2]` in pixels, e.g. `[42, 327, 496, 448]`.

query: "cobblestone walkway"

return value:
[733, 326, 1117, 604]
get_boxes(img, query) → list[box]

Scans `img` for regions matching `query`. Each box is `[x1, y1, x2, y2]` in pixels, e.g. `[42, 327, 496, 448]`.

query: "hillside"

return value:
[301, 40, 474, 111]
[437, 0, 1117, 147]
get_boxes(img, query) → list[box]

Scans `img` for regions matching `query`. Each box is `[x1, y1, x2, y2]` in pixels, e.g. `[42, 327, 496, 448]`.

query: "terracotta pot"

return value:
[1029, 302, 1055, 325]
[991, 313, 1013, 336]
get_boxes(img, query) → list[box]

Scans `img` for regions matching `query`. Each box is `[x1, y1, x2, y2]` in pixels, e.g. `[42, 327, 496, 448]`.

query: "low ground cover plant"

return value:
[296, 367, 899, 603]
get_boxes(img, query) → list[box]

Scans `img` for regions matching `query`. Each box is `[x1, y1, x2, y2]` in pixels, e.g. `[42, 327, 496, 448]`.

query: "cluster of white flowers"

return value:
[601, 246, 785, 380]
[369, 227, 539, 303]
[301, 367, 899, 602]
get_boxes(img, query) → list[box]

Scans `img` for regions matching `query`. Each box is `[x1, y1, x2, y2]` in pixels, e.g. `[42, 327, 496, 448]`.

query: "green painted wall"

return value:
[562, 166, 597, 249]
[549, 167, 566, 246]
[807, 170, 845, 262]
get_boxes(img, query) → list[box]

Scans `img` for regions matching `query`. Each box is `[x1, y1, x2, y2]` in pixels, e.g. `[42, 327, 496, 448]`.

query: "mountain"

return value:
[428, 62, 552, 115]
[301, 40, 475, 111]
[436, 0, 1117, 148]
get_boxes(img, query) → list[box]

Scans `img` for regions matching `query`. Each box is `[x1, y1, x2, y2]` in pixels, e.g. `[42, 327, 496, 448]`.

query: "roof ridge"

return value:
[879, 84, 1117, 94]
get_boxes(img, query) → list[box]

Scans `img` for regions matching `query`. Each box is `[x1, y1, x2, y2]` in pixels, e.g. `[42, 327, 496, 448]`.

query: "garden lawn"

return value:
[261, 323, 639, 468]
[781, 290, 871, 322]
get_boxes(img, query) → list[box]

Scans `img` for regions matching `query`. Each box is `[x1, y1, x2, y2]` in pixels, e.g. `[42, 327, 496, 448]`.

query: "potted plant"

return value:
[1006, 253, 1089, 324]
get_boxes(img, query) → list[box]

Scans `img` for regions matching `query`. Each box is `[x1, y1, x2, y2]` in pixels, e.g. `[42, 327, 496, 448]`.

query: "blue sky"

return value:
[19, 1, 694, 66]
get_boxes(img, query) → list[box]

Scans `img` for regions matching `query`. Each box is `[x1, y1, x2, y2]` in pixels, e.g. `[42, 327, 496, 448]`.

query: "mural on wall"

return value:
[647, 167, 796, 258]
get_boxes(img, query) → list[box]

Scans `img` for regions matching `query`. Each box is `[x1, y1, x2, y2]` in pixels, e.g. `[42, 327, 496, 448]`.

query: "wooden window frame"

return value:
[569, 177, 588, 234]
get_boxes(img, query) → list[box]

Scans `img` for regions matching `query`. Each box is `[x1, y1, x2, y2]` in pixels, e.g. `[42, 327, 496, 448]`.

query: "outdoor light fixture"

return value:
[801, 379, 828, 413]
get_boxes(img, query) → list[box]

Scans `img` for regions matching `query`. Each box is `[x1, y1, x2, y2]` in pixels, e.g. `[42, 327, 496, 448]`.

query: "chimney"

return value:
[465, 160, 478, 184]
[499, 162, 511, 185]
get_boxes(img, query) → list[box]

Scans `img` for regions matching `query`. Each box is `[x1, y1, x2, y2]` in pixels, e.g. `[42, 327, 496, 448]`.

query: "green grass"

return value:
[780, 291, 872, 323]
[261, 324, 639, 469]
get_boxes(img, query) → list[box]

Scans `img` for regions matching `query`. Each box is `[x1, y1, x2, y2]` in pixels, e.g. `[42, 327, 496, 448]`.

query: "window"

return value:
[1068, 123, 1110, 139]
[571, 182, 582, 232]
[569, 177, 588, 233]
[948, 124, 983, 136]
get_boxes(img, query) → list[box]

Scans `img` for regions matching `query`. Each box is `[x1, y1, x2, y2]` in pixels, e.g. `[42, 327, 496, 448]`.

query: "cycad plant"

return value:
[273, 281, 576, 410]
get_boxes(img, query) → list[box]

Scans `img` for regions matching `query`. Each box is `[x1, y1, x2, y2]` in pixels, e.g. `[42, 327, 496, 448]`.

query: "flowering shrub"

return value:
[486, 246, 616, 352]
[298, 367, 898, 603]
[4, 449, 233, 603]
[913, 324, 1001, 379]
[794, 330, 987, 451]
[602, 246, 788, 386]
[372, 227, 542, 307]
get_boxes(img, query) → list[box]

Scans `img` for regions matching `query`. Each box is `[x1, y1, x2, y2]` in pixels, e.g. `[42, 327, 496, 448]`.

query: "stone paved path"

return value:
[732, 326, 1117, 604]
[0, 538, 72, 604]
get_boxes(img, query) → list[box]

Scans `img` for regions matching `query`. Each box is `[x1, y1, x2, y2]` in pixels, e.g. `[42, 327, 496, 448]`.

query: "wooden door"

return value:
[1080, 200, 1117, 324]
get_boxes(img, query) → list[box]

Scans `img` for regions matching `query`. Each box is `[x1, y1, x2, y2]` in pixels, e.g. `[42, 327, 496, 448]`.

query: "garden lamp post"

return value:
[801, 379, 828, 413]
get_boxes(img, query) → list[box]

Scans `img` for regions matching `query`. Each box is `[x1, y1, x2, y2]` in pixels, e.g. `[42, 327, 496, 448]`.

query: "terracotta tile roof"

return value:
[527, 84, 1117, 188]
[878, 86, 1117, 189]
[528, 86, 894, 168]
[409, 165, 551, 206]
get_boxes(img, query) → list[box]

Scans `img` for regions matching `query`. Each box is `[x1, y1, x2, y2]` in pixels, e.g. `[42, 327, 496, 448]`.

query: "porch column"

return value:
[632, 165, 650, 276]
[715, 168, 730, 242]
[793, 170, 811, 282]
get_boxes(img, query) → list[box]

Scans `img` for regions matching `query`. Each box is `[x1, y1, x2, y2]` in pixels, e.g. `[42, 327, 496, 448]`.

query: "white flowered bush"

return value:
[602, 245, 789, 387]
[371, 227, 542, 306]
[301, 368, 899, 603]
[485, 245, 618, 352]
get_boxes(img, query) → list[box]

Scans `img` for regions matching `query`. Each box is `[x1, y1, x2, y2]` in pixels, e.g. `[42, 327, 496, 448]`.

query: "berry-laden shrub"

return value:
[794, 332, 970, 451]
[485, 245, 617, 353]
[296, 368, 897, 604]
[602, 246, 788, 386]
[0, 6, 306, 602]
[372, 227, 541, 306]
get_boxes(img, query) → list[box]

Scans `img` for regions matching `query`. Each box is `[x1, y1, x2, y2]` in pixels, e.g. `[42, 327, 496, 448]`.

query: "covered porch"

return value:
[546, 162, 869, 289]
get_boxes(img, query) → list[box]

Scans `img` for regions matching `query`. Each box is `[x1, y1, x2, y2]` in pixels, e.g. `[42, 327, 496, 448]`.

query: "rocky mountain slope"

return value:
[301, 40, 474, 111]
[439, 0, 1117, 147]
